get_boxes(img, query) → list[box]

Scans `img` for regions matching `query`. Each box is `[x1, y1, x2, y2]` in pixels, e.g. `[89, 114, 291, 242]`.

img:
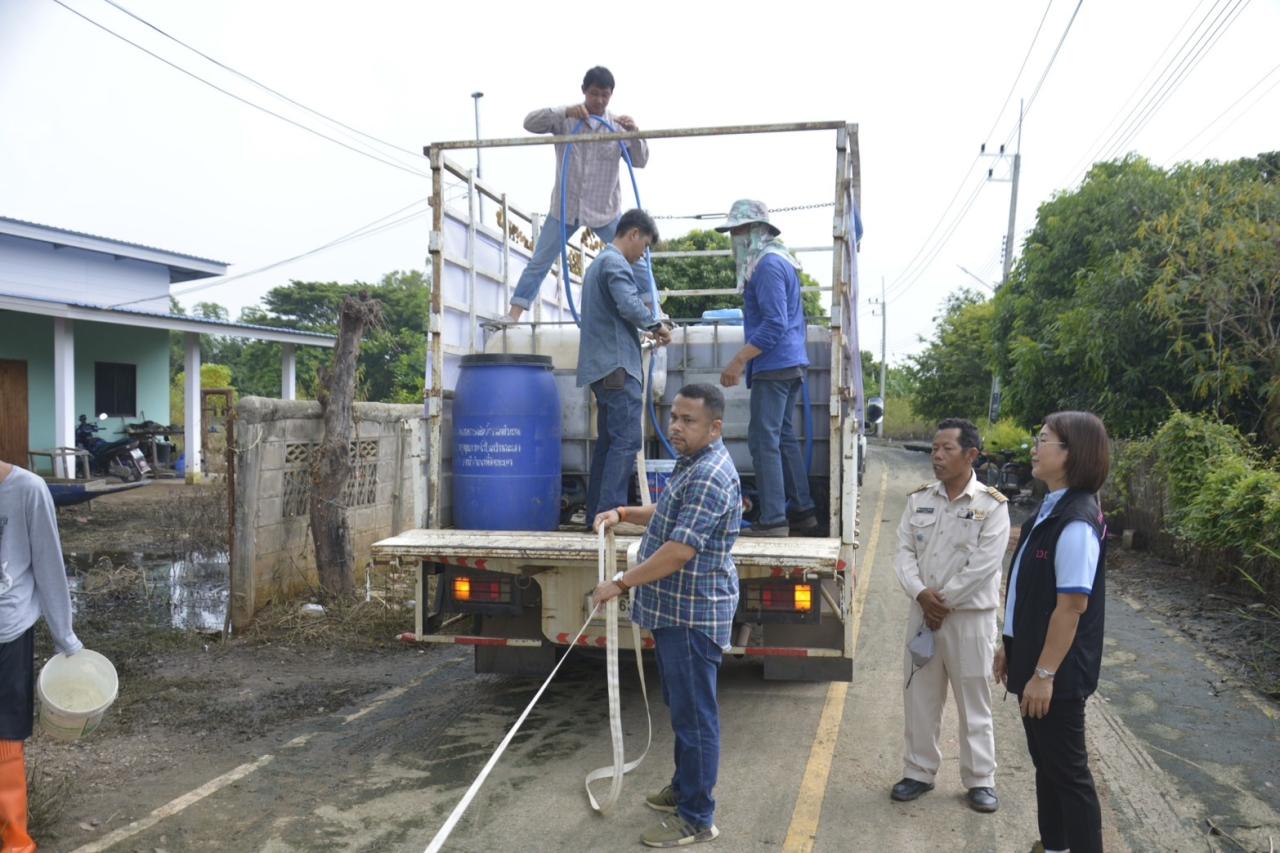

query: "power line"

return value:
[1098, 0, 1251, 163]
[1168, 60, 1280, 161]
[1188, 68, 1280, 158]
[1094, 0, 1250, 165]
[886, 175, 988, 303]
[890, 1, 1081, 297]
[49, 0, 431, 180]
[111, 196, 433, 308]
[97, 0, 428, 165]
[981, 0, 1055, 146]
[1005, 0, 1082, 146]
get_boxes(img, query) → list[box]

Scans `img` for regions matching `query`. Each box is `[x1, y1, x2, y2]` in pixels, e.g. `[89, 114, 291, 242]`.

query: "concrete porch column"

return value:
[184, 332, 202, 483]
[281, 343, 297, 400]
[52, 318, 75, 478]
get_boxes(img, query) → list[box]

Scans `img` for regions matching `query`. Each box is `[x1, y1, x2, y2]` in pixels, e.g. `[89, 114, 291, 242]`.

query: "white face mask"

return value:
[731, 233, 751, 291]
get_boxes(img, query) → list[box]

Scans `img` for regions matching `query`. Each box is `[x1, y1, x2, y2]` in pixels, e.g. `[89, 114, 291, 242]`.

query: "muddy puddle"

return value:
[64, 550, 229, 632]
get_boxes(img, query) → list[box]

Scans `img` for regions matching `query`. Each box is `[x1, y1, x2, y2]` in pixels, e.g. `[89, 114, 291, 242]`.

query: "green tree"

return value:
[652, 229, 828, 320]
[992, 156, 1192, 435]
[908, 289, 994, 423]
[1145, 154, 1280, 444]
[210, 270, 429, 402]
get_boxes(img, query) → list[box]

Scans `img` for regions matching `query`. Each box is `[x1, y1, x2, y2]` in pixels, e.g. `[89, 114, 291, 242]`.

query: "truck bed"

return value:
[371, 529, 843, 577]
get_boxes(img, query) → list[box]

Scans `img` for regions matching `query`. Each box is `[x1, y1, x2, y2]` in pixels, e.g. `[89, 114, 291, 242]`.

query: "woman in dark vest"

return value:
[994, 411, 1110, 853]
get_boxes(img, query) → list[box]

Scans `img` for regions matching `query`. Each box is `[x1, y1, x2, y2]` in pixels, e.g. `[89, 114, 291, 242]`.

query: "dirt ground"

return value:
[25, 474, 1280, 850]
[30, 481, 424, 848]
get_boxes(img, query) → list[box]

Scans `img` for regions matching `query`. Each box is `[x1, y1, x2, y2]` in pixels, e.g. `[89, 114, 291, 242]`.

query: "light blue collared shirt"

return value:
[1003, 489, 1100, 638]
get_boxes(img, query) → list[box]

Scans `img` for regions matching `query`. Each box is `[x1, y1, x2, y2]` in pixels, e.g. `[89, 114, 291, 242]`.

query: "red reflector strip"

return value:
[743, 647, 811, 657]
[452, 636, 508, 646]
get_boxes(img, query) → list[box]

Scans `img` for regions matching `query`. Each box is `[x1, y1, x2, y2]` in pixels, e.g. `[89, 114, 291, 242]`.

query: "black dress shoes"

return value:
[889, 778, 934, 801]
[968, 786, 1000, 813]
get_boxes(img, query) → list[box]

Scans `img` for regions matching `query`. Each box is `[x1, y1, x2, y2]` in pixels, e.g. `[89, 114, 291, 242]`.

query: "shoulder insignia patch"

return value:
[985, 486, 1009, 503]
[909, 482, 933, 495]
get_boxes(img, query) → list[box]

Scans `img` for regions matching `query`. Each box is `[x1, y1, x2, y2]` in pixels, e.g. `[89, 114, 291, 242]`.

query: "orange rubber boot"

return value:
[0, 740, 35, 852]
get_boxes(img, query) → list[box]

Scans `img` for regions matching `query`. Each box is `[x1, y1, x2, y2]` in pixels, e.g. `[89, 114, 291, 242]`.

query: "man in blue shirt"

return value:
[716, 200, 815, 537]
[593, 383, 741, 848]
[577, 208, 670, 523]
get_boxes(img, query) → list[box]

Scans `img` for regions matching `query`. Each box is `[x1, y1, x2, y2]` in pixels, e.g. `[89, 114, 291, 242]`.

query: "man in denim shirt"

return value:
[593, 383, 741, 848]
[577, 208, 669, 523]
[716, 199, 815, 537]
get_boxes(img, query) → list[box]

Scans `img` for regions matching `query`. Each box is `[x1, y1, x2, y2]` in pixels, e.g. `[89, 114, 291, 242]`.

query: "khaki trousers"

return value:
[901, 607, 997, 789]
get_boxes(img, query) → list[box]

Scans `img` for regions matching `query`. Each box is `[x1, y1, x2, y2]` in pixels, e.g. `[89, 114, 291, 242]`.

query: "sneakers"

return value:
[644, 784, 678, 813]
[641, 814, 719, 848]
[789, 513, 820, 534]
[739, 523, 789, 538]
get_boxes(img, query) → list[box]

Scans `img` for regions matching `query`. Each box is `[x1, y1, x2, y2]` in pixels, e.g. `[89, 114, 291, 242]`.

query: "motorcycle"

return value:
[76, 414, 151, 482]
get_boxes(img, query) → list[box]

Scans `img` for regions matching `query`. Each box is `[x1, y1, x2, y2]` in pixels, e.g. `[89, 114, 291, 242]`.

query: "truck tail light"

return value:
[443, 568, 518, 613]
[747, 581, 814, 614]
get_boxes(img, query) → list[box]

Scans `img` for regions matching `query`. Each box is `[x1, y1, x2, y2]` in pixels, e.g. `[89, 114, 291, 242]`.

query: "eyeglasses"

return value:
[1034, 437, 1066, 449]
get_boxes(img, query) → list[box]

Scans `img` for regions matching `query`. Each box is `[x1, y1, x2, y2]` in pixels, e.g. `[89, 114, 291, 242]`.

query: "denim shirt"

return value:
[630, 441, 742, 649]
[576, 245, 655, 388]
[743, 253, 809, 386]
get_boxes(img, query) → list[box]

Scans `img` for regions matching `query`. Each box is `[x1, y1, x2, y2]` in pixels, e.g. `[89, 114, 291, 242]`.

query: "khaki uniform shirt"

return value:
[894, 472, 1010, 612]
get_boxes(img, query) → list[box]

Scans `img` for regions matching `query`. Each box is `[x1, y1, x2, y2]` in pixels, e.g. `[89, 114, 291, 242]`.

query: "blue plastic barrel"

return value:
[452, 354, 562, 531]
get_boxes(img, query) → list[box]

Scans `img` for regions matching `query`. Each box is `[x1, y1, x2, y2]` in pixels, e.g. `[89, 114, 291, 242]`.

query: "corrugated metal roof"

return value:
[0, 215, 229, 268]
[0, 290, 335, 345]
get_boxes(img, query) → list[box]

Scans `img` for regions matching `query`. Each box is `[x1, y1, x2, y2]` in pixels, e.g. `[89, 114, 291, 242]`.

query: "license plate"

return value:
[130, 448, 151, 473]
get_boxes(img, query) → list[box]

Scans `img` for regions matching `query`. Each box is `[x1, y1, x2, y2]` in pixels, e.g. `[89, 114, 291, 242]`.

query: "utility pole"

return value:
[868, 278, 888, 438]
[981, 99, 1023, 423]
[471, 91, 485, 223]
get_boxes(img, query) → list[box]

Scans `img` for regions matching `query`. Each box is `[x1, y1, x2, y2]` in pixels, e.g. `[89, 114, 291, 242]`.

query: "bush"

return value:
[880, 397, 934, 441]
[981, 418, 1034, 464]
[1121, 411, 1280, 596]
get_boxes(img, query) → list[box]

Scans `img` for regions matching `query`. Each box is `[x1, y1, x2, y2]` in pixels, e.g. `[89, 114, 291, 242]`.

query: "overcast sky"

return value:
[2, 0, 1276, 364]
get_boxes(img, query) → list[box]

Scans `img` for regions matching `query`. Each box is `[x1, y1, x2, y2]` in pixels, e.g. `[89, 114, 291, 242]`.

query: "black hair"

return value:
[1043, 411, 1111, 493]
[617, 208, 659, 243]
[582, 66, 615, 91]
[937, 418, 982, 452]
[675, 383, 725, 421]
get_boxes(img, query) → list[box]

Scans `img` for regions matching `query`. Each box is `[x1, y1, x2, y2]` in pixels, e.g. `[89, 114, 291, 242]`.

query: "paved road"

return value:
[62, 446, 1279, 852]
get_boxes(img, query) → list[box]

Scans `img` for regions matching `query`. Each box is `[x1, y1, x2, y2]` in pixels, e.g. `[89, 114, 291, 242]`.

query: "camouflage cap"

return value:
[713, 198, 781, 236]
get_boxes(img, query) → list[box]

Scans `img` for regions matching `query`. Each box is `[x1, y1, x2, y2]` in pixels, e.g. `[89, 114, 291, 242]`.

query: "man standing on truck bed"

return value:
[492, 65, 650, 326]
[578, 208, 670, 525]
[592, 383, 741, 848]
[891, 418, 1009, 814]
[716, 199, 816, 538]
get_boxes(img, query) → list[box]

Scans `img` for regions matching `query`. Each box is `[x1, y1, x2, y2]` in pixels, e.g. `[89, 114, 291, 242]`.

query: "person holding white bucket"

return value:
[0, 456, 82, 852]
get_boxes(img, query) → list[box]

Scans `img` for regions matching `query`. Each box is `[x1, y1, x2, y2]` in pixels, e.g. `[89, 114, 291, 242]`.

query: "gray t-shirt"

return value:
[0, 466, 81, 654]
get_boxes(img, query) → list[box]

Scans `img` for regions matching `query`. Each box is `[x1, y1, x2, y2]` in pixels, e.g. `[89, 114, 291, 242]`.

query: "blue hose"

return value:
[556, 115, 675, 458]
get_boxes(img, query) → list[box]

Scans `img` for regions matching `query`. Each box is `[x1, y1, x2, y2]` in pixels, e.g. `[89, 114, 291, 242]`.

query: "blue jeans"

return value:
[653, 626, 723, 830]
[748, 376, 815, 528]
[509, 215, 619, 310]
[585, 372, 642, 520]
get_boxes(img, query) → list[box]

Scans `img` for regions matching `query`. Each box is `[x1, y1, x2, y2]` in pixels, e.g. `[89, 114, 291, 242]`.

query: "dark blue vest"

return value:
[1006, 489, 1107, 699]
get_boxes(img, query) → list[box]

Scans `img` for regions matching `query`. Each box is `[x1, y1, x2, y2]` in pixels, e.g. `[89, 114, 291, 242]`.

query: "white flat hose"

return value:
[584, 528, 652, 814]
[422, 528, 651, 853]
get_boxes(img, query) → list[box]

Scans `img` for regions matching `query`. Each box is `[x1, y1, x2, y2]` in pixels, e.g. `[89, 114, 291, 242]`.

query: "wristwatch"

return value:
[1033, 666, 1056, 681]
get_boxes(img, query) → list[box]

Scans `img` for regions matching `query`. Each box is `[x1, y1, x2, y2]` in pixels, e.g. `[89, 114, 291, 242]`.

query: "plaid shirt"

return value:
[524, 106, 649, 228]
[630, 440, 742, 649]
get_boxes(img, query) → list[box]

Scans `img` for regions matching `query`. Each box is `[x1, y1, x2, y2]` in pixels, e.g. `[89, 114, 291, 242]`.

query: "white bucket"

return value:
[37, 650, 118, 741]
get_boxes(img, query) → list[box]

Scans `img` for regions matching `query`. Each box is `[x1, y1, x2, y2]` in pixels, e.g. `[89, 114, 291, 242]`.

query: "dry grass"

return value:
[241, 597, 414, 648]
[26, 753, 72, 837]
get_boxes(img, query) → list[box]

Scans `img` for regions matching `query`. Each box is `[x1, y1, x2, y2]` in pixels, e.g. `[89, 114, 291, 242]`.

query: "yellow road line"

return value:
[782, 468, 890, 853]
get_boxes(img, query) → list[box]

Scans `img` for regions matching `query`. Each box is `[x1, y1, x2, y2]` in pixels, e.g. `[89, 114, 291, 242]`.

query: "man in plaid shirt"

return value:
[593, 383, 741, 848]
[495, 65, 650, 326]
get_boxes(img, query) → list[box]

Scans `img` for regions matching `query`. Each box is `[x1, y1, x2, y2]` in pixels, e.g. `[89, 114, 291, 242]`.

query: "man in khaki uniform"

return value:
[891, 418, 1010, 813]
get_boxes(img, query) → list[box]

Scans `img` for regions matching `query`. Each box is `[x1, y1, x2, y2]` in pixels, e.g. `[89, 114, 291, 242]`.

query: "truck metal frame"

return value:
[371, 121, 866, 681]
